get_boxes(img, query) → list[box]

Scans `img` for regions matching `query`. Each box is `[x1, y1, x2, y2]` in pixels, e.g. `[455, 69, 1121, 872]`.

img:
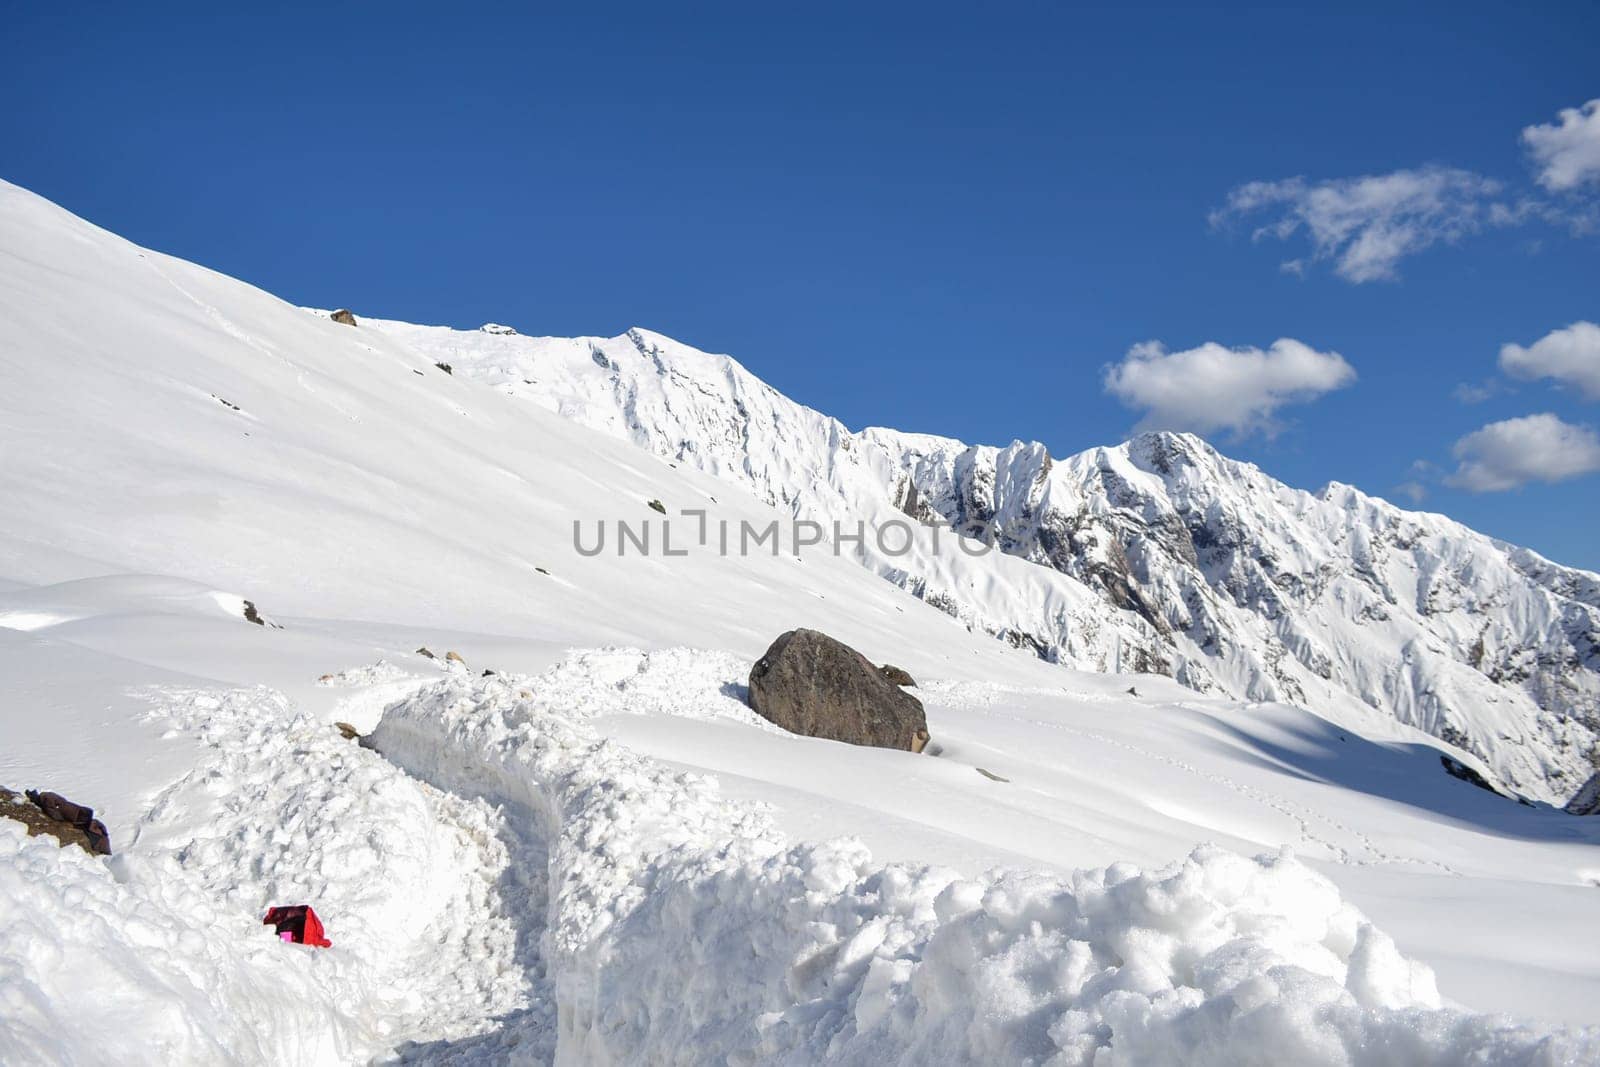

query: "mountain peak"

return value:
[1124, 429, 1219, 473]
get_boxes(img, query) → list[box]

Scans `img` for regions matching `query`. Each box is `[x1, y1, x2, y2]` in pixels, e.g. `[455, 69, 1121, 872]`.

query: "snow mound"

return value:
[373, 674, 1598, 1064]
[0, 820, 359, 1064]
[315, 659, 421, 687]
[517, 646, 783, 731]
[2, 683, 549, 1065]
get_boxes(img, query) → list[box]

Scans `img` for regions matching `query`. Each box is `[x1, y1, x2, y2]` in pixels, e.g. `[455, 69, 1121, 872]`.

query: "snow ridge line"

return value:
[371, 674, 1596, 1066]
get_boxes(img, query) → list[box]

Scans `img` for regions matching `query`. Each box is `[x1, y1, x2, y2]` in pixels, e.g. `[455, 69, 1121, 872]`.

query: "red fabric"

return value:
[300, 907, 331, 948]
[263, 904, 332, 948]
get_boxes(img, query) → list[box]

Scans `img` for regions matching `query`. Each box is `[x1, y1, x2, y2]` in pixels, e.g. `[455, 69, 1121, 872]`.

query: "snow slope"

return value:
[2, 176, 1599, 1064]
[366, 319, 1600, 805]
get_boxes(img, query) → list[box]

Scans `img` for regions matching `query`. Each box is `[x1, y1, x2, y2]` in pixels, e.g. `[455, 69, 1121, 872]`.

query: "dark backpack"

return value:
[25, 790, 111, 856]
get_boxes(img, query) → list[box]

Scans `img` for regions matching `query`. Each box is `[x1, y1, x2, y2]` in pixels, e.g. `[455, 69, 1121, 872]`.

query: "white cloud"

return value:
[1452, 380, 1501, 405]
[1393, 460, 1437, 503]
[1393, 480, 1428, 504]
[1445, 413, 1600, 491]
[1498, 321, 1600, 401]
[1522, 99, 1600, 192]
[1212, 167, 1504, 282]
[1103, 338, 1356, 438]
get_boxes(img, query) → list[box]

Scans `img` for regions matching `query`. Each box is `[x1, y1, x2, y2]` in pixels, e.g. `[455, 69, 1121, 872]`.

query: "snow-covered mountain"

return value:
[366, 319, 1600, 805]
[6, 177, 1600, 1062]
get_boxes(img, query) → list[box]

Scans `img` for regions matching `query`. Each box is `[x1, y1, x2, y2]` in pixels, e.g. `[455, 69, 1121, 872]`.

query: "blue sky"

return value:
[3, 2, 1598, 567]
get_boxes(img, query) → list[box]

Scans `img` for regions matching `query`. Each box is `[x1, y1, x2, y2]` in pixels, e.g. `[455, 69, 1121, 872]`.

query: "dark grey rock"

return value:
[748, 629, 928, 751]
[1566, 771, 1600, 815]
[1441, 755, 1504, 798]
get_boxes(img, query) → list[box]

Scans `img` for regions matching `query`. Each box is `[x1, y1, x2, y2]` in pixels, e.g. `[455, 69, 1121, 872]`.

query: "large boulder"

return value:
[748, 629, 928, 751]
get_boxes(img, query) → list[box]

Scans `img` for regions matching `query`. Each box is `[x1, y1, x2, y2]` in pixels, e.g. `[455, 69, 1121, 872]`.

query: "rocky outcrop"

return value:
[748, 630, 928, 751]
[1565, 772, 1600, 815]
[879, 430, 1600, 805]
[330, 308, 357, 326]
[3, 787, 111, 855]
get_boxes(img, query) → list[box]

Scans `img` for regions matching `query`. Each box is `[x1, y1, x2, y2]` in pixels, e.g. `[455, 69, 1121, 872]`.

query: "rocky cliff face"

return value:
[362, 318, 1600, 804]
[875, 428, 1600, 802]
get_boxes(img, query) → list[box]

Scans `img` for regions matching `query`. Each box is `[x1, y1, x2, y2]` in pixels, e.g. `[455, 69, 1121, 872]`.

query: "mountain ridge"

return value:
[362, 316, 1600, 805]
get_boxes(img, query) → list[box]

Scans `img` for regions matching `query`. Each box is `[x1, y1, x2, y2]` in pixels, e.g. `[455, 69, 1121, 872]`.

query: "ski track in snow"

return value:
[143, 683, 554, 1059]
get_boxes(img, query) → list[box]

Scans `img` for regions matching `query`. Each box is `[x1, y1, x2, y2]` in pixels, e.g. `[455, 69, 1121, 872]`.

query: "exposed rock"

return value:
[480, 323, 517, 335]
[4, 787, 111, 855]
[435, 361, 453, 375]
[747, 629, 928, 751]
[1441, 756, 1505, 798]
[330, 308, 357, 326]
[335, 722, 361, 741]
[242, 600, 265, 626]
[647, 499, 666, 514]
[878, 664, 917, 687]
[415, 646, 436, 659]
[1566, 771, 1600, 815]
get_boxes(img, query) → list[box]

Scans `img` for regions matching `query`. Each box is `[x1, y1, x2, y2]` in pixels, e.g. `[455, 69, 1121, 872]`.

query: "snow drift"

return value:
[373, 673, 1598, 1065]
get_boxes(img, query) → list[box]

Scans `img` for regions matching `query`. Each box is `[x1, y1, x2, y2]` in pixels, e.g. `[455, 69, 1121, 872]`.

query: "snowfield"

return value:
[3, 174, 1600, 1065]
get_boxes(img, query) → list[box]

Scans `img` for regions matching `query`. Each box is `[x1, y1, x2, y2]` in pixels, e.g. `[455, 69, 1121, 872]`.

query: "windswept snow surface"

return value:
[2, 175, 1600, 1064]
